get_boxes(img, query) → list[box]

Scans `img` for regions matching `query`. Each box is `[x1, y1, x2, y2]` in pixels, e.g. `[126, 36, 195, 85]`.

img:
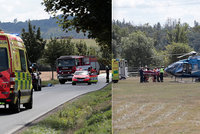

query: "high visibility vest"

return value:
[160, 68, 164, 73]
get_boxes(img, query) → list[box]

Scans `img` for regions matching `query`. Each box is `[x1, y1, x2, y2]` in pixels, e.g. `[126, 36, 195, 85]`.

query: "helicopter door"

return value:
[183, 63, 191, 74]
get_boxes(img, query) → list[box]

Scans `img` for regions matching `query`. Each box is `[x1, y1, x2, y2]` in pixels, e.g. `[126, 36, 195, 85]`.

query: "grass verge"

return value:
[42, 79, 59, 87]
[22, 83, 111, 134]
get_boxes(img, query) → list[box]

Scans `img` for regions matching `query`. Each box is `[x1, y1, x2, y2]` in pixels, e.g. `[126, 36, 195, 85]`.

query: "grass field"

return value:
[71, 39, 98, 48]
[46, 38, 98, 48]
[113, 77, 200, 134]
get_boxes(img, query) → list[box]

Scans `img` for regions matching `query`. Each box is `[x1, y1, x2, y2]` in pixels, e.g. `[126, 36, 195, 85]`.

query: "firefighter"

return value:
[160, 66, 164, 82]
[106, 66, 109, 83]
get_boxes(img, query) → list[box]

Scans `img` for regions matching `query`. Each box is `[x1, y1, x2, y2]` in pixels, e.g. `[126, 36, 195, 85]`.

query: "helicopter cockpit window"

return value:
[183, 63, 191, 74]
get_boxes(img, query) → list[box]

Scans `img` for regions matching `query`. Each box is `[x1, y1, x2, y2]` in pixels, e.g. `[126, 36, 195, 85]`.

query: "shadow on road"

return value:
[0, 107, 29, 115]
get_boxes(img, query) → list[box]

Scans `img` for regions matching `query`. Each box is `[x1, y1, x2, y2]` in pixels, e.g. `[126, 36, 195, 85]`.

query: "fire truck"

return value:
[56, 56, 100, 84]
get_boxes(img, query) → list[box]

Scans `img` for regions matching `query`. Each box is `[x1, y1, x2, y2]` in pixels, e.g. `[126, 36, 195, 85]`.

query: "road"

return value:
[0, 73, 109, 134]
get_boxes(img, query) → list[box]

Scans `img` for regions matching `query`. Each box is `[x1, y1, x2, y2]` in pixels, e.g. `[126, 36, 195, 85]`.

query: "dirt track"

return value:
[113, 77, 200, 134]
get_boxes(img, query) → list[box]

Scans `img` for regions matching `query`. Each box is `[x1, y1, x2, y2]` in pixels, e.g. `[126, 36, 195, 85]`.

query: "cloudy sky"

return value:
[113, 0, 200, 26]
[0, 0, 51, 22]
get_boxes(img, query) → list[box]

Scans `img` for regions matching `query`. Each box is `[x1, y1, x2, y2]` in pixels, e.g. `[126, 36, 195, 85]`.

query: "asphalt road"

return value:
[0, 73, 110, 134]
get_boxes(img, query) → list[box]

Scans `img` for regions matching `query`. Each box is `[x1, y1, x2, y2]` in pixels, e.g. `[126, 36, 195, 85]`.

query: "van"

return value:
[0, 31, 33, 113]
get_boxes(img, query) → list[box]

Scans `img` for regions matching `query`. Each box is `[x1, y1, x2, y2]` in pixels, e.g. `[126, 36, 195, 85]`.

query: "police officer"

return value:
[160, 66, 164, 82]
[106, 66, 109, 83]
[139, 67, 144, 83]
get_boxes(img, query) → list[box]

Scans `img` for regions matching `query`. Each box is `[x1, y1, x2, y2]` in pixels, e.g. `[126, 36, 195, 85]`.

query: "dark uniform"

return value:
[106, 66, 109, 83]
[139, 68, 144, 83]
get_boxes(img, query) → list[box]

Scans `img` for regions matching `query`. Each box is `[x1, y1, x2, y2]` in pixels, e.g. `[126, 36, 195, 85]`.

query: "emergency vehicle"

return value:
[112, 59, 119, 83]
[112, 59, 128, 83]
[72, 70, 92, 85]
[0, 31, 33, 113]
[56, 56, 100, 84]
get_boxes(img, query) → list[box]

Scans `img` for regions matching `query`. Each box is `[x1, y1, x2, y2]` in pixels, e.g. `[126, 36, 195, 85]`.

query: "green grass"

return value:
[22, 84, 111, 134]
[42, 80, 59, 87]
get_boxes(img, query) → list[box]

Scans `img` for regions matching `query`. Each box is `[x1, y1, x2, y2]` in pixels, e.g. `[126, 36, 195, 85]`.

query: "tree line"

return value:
[22, 21, 104, 78]
[112, 19, 200, 68]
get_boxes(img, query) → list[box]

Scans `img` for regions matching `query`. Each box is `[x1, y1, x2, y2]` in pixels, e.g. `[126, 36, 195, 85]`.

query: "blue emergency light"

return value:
[10, 33, 20, 36]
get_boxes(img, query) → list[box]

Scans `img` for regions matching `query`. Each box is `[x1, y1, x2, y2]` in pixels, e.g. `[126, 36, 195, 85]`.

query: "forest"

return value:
[112, 19, 200, 69]
[0, 16, 86, 39]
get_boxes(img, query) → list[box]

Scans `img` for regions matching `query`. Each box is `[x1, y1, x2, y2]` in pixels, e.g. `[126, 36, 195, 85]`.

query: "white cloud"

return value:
[0, 0, 51, 22]
[113, 0, 200, 26]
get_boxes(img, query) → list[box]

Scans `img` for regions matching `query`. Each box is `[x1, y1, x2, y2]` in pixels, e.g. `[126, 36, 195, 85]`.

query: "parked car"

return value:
[72, 71, 91, 85]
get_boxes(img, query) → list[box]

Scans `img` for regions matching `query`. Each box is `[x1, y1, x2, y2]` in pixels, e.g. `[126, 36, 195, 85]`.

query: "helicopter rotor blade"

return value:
[177, 51, 197, 58]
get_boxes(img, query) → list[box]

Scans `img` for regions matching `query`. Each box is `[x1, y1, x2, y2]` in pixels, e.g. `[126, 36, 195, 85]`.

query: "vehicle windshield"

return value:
[58, 59, 75, 66]
[0, 48, 8, 72]
[74, 71, 89, 75]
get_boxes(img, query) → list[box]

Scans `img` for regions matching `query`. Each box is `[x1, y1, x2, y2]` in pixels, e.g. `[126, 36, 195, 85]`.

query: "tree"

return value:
[121, 31, 155, 67]
[165, 42, 193, 64]
[75, 41, 88, 56]
[167, 21, 189, 44]
[21, 21, 46, 63]
[112, 24, 129, 58]
[42, 0, 111, 47]
[43, 38, 75, 79]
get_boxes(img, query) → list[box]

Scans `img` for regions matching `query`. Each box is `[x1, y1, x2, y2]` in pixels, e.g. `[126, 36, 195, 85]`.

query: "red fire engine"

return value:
[56, 56, 100, 84]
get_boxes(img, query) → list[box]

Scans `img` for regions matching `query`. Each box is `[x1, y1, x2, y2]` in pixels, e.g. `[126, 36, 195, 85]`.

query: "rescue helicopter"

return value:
[164, 51, 200, 78]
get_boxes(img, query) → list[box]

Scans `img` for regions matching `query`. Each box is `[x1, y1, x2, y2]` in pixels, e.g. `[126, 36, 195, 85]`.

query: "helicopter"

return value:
[164, 51, 200, 78]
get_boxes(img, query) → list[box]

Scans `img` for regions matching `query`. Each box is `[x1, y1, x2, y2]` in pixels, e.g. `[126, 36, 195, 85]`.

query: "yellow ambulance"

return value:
[112, 59, 119, 83]
[0, 31, 33, 113]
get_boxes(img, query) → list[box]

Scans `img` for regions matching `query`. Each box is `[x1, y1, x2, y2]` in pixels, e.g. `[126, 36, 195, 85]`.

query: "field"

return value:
[113, 77, 200, 134]
[46, 38, 98, 48]
[71, 38, 98, 47]
[40, 71, 57, 81]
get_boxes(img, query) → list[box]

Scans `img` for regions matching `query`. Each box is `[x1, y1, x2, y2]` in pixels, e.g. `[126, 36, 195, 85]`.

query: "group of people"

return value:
[139, 66, 164, 83]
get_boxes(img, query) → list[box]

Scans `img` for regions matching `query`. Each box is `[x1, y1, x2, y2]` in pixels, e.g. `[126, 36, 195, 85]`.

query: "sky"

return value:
[112, 0, 200, 27]
[0, 0, 51, 22]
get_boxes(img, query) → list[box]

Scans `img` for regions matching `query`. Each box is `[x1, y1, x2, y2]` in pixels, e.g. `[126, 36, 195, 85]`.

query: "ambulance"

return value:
[112, 59, 119, 83]
[0, 31, 33, 113]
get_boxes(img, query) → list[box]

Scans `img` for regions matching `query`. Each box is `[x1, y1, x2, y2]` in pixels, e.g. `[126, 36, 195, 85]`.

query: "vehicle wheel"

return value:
[59, 79, 65, 84]
[113, 80, 118, 83]
[24, 91, 33, 109]
[88, 82, 91, 85]
[38, 79, 42, 91]
[72, 82, 76, 85]
[9, 95, 20, 113]
[33, 84, 38, 91]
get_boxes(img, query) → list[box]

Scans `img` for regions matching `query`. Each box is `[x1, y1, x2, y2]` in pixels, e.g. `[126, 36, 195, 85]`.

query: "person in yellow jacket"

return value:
[160, 66, 164, 82]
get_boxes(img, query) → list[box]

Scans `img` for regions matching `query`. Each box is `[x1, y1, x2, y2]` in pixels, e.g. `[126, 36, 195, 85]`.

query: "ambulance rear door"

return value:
[0, 35, 11, 99]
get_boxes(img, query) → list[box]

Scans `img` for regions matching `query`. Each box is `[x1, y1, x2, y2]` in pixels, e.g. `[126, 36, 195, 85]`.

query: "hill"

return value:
[0, 17, 87, 39]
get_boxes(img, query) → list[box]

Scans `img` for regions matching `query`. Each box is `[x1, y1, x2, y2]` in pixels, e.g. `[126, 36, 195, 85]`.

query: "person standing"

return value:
[139, 67, 144, 83]
[106, 66, 109, 83]
[156, 67, 160, 82]
[153, 67, 157, 82]
[160, 66, 164, 82]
